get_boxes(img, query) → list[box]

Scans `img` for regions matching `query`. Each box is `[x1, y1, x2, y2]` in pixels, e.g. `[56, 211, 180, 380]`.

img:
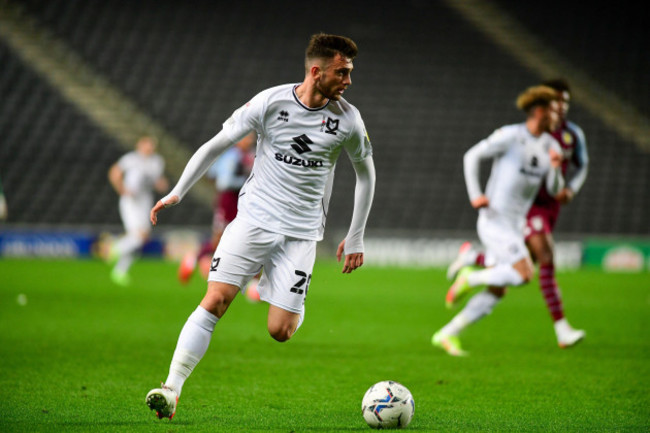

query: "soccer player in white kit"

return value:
[107, 136, 168, 285]
[445, 79, 588, 348]
[145, 33, 375, 420]
[432, 86, 564, 356]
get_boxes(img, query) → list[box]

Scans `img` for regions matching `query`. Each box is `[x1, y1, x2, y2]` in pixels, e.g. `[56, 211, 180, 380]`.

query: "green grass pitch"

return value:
[1, 258, 648, 432]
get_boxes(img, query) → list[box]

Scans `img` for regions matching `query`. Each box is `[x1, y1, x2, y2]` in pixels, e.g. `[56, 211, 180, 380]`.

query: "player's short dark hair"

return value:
[542, 78, 571, 94]
[305, 33, 358, 62]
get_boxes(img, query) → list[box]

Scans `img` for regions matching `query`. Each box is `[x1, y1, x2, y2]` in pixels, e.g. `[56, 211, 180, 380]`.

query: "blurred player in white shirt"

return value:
[432, 86, 563, 356]
[108, 136, 168, 285]
[447, 78, 588, 348]
[145, 33, 375, 420]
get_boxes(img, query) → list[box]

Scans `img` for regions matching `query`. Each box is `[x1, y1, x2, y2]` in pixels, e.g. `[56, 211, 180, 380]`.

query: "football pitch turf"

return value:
[1, 258, 648, 432]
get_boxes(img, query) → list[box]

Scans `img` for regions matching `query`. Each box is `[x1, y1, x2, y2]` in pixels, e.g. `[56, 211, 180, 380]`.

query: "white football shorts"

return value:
[477, 208, 529, 266]
[208, 217, 316, 315]
[119, 195, 153, 234]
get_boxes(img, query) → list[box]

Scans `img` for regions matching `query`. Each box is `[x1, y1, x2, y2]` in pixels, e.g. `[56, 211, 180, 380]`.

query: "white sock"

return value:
[113, 234, 143, 273]
[553, 317, 571, 336]
[116, 233, 143, 256]
[467, 264, 524, 287]
[440, 290, 500, 336]
[115, 254, 135, 274]
[165, 306, 218, 396]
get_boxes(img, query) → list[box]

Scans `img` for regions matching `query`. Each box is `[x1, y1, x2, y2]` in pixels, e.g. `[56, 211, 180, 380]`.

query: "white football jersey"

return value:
[465, 123, 562, 219]
[221, 83, 372, 241]
[117, 151, 165, 201]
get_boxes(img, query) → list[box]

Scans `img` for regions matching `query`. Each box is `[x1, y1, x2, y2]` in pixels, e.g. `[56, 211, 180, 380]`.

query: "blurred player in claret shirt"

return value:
[446, 78, 588, 350]
[433, 85, 564, 356]
[525, 78, 587, 346]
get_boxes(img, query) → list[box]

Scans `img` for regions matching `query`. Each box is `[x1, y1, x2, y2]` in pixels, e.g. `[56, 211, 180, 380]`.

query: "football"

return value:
[361, 380, 414, 429]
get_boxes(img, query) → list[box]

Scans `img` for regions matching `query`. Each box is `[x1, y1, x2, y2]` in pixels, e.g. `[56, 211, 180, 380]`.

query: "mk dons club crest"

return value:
[322, 117, 339, 135]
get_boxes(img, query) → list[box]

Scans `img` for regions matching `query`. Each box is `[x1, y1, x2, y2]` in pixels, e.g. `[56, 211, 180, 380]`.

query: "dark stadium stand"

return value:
[0, 40, 211, 227]
[1, 40, 122, 227]
[492, 0, 649, 119]
[1, 0, 648, 236]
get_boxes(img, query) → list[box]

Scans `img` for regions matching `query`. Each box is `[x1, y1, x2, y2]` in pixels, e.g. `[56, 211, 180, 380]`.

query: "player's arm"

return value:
[463, 128, 513, 209]
[463, 141, 490, 209]
[337, 155, 376, 274]
[150, 130, 234, 225]
[546, 145, 565, 197]
[151, 91, 264, 224]
[108, 163, 126, 196]
[559, 123, 589, 204]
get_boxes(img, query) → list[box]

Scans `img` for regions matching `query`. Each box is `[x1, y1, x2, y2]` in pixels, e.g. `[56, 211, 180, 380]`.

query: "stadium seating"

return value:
[0, 40, 211, 227]
[1, 0, 647, 236]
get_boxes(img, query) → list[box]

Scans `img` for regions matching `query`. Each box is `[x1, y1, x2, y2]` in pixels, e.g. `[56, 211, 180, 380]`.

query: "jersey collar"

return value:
[292, 84, 331, 112]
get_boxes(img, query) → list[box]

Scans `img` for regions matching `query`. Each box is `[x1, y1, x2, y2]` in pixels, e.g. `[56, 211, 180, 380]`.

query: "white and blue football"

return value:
[361, 380, 414, 429]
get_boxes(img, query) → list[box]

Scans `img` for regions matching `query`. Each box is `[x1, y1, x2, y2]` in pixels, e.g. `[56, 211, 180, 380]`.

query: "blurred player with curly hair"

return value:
[433, 85, 564, 356]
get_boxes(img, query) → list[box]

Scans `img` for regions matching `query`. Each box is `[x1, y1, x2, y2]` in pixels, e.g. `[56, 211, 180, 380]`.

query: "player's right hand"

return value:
[150, 195, 179, 225]
[470, 195, 489, 209]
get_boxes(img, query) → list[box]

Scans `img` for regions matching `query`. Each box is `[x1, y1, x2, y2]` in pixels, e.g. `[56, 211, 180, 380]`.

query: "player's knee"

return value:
[513, 258, 535, 284]
[267, 306, 301, 342]
[268, 317, 298, 342]
[201, 293, 228, 317]
[488, 286, 507, 298]
[537, 250, 554, 266]
[137, 229, 151, 243]
[527, 236, 553, 265]
[519, 268, 534, 283]
[268, 323, 295, 342]
[201, 283, 238, 318]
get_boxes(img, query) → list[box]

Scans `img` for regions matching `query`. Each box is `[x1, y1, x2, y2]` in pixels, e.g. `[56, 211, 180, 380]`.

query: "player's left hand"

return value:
[337, 239, 364, 274]
[555, 187, 574, 204]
